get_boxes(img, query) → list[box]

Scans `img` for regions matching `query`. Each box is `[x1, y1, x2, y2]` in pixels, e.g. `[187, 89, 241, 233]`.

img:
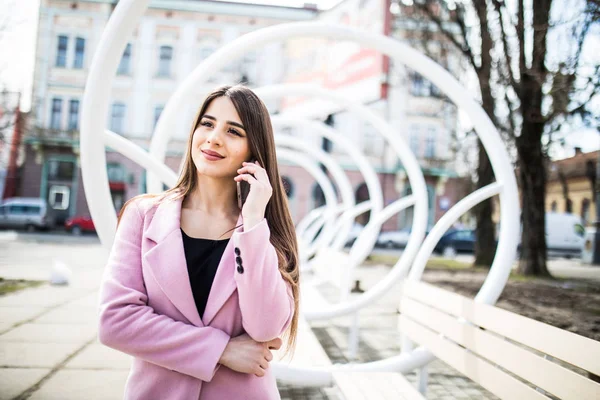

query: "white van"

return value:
[0, 197, 57, 232]
[545, 212, 586, 257]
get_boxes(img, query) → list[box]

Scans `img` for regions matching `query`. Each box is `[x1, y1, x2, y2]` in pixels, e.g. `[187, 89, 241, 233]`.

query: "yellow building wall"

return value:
[490, 177, 596, 226]
[546, 177, 596, 225]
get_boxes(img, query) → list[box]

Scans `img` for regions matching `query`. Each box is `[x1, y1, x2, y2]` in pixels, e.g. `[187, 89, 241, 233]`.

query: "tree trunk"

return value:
[517, 140, 550, 276]
[474, 142, 497, 267]
[516, 0, 552, 276]
[472, 0, 497, 268]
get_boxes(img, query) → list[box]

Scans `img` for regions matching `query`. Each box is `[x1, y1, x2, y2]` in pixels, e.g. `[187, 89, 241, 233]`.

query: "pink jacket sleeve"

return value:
[232, 218, 295, 342]
[97, 199, 230, 382]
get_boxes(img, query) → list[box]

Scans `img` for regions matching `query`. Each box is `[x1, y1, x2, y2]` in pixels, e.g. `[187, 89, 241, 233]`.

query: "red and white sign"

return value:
[282, 0, 389, 117]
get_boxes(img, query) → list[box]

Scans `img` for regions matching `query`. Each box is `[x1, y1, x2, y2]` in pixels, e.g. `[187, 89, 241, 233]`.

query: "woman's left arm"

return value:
[231, 217, 294, 343]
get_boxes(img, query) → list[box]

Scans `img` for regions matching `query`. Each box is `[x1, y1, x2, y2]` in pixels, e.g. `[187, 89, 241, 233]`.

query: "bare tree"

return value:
[406, 0, 599, 275]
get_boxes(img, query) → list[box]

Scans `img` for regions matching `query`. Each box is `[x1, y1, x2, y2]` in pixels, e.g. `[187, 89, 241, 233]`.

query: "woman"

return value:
[98, 85, 300, 400]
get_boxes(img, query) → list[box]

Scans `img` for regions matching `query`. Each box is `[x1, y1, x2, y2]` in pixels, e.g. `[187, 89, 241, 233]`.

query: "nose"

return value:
[206, 123, 225, 144]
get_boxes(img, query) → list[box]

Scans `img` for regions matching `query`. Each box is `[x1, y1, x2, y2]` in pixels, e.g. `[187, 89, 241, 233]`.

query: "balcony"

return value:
[24, 126, 80, 146]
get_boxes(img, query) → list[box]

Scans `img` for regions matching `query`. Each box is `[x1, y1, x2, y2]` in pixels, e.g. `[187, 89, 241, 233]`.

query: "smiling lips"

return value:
[202, 150, 224, 161]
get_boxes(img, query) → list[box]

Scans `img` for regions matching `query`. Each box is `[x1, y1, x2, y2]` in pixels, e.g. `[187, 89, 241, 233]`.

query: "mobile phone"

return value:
[237, 159, 256, 209]
[237, 180, 250, 209]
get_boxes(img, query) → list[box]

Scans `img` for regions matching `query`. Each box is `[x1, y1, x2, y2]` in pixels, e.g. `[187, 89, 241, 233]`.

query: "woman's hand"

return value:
[218, 333, 282, 377]
[234, 161, 272, 221]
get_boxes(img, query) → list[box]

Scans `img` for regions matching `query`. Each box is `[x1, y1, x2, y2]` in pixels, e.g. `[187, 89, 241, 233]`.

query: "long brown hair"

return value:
[120, 85, 300, 354]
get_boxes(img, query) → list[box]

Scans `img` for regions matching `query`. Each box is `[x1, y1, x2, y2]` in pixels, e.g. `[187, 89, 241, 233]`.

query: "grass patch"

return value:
[0, 278, 45, 295]
[365, 253, 473, 270]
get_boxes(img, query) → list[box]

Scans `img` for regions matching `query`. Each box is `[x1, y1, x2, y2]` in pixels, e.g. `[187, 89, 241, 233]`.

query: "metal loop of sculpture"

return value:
[81, 0, 520, 387]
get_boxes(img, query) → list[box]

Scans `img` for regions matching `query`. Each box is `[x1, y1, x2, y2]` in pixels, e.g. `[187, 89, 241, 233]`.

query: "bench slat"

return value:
[399, 315, 550, 400]
[333, 372, 425, 400]
[274, 317, 331, 367]
[402, 297, 600, 400]
[403, 280, 600, 376]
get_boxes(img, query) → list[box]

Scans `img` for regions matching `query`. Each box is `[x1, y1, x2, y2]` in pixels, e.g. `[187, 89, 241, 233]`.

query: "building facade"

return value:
[546, 148, 597, 226]
[22, 0, 315, 224]
[20, 0, 465, 232]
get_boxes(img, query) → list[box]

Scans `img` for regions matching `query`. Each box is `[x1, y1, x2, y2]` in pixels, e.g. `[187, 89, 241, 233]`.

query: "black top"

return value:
[180, 228, 230, 320]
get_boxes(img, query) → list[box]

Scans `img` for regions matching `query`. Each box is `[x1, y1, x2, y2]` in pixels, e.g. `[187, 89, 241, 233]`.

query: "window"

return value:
[410, 72, 437, 97]
[68, 99, 79, 130]
[117, 43, 132, 75]
[551, 200, 557, 212]
[73, 37, 85, 69]
[48, 185, 70, 210]
[110, 103, 126, 134]
[158, 45, 173, 77]
[410, 73, 426, 96]
[581, 198, 590, 223]
[154, 105, 164, 128]
[23, 206, 41, 215]
[8, 205, 27, 215]
[47, 160, 75, 181]
[574, 224, 585, 238]
[566, 198, 573, 213]
[425, 127, 436, 159]
[409, 125, 420, 156]
[199, 45, 215, 60]
[107, 163, 126, 182]
[50, 98, 63, 130]
[56, 35, 68, 67]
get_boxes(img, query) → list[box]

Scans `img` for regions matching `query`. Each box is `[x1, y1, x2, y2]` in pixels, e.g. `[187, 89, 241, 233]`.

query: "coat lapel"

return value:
[143, 193, 244, 328]
[202, 213, 243, 326]
[143, 195, 204, 328]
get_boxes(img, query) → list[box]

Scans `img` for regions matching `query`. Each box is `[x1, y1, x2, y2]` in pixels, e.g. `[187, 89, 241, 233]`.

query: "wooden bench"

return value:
[399, 280, 600, 399]
[274, 318, 425, 399]
[274, 249, 425, 399]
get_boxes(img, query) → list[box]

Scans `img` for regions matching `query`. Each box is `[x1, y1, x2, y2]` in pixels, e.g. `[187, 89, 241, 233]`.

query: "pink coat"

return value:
[97, 194, 294, 400]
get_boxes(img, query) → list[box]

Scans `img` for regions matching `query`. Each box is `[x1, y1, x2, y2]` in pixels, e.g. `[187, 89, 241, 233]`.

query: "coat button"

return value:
[236, 256, 242, 266]
[237, 265, 244, 274]
[234, 247, 241, 256]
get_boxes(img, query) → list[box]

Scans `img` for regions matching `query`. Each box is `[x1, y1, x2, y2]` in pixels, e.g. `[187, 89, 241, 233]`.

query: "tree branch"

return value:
[491, 0, 521, 95]
[412, 1, 479, 70]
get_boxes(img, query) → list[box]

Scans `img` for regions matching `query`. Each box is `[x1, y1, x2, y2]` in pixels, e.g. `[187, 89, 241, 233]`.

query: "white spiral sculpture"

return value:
[81, 0, 520, 387]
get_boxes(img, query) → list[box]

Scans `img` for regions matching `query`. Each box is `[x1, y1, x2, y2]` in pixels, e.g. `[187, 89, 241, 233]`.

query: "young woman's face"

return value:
[191, 96, 252, 180]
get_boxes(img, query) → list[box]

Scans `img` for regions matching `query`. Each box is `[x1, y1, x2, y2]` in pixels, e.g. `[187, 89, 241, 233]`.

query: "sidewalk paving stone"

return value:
[0, 368, 50, 400]
[33, 306, 99, 324]
[64, 342, 133, 370]
[0, 342, 81, 368]
[0, 322, 97, 344]
[0, 306, 47, 325]
[28, 370, 129, 400]
[0, 286, 89, 308]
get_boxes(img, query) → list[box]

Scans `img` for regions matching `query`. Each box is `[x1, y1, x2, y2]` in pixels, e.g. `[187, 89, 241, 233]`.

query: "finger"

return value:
[233, 174, 258, 185]
[260, 359, 270, 370]
[238, 164, 268, 182]
[267, 337, 283, 350]
[264, 350, 273, 362]
[254, 367, 265, 377]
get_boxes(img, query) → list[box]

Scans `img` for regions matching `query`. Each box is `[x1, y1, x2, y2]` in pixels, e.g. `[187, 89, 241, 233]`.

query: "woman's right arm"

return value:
[97, 198, 230, 382]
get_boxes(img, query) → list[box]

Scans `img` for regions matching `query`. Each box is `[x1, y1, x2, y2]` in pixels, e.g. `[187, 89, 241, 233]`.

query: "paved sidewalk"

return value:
[0, 270, 498, 400]
[5, 233, 594, 399]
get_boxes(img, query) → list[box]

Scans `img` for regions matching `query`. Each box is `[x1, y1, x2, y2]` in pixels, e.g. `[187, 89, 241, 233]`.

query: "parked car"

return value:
[344, 222, 364, 247]
[544, 212, 586, 258]
[376, 228, 431, 248]
[0, 197, 56, 232]
[65, 216, 95, 235]
[434, 229, 475, 257]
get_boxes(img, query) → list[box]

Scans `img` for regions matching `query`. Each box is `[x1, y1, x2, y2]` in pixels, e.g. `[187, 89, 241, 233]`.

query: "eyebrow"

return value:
[202, 114, 246, 131]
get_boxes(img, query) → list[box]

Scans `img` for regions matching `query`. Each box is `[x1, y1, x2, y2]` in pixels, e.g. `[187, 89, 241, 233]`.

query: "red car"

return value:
[65, 216, 95, 235]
